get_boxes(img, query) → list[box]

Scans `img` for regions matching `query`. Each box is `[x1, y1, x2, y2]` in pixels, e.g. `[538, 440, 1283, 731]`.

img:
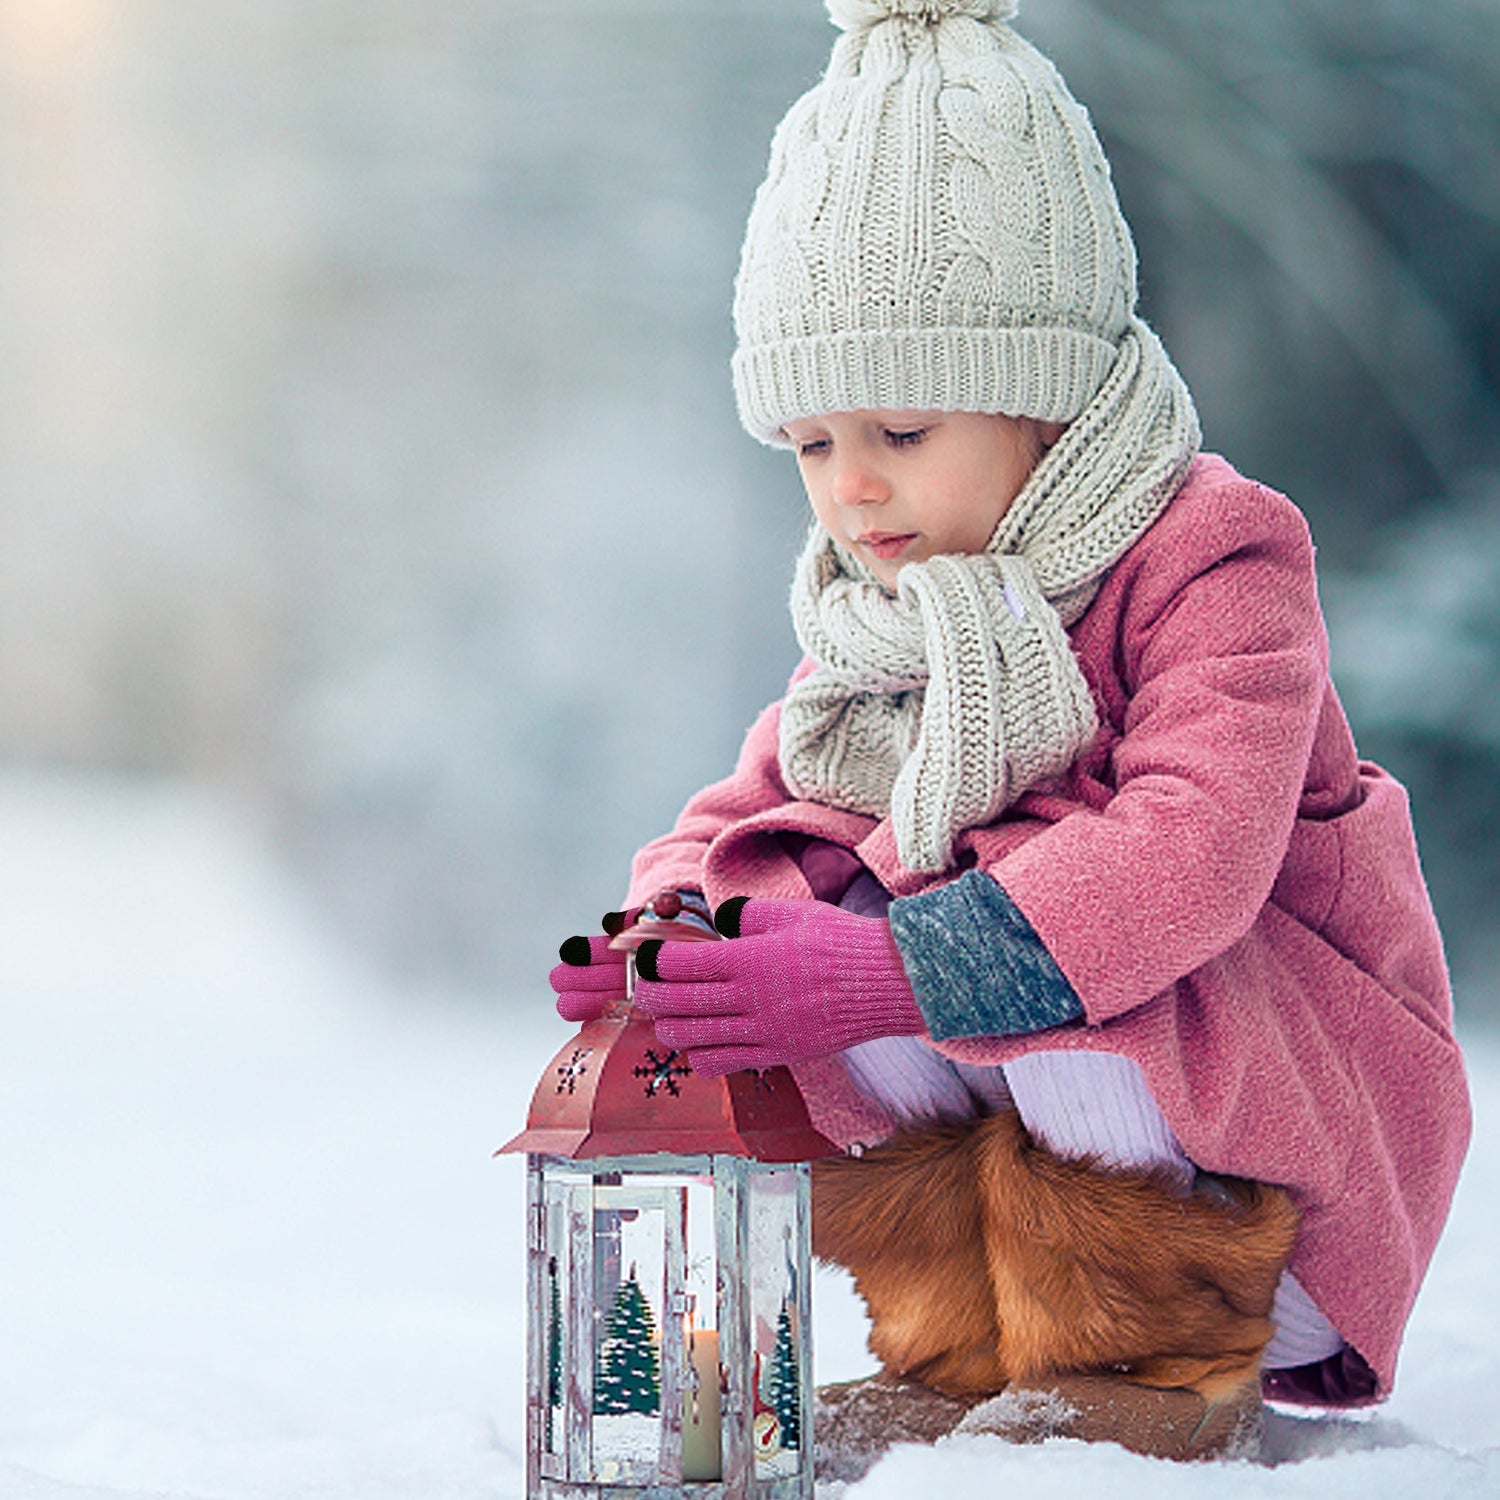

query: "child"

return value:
[551, 0, 1470, 1460]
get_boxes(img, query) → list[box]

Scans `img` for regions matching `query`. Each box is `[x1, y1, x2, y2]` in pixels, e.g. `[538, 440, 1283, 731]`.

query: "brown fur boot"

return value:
[812, 1120, 1008, 1395]
[972, 1107, 1299, 1404]
[812, 1108, 1300, 1460]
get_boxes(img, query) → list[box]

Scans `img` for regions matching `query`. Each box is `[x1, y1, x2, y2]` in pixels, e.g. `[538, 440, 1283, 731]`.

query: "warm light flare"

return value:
[0, 0, 115, 70]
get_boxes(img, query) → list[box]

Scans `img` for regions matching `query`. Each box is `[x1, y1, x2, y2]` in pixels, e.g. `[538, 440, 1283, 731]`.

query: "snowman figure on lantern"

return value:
[501, 895, 837, 1500]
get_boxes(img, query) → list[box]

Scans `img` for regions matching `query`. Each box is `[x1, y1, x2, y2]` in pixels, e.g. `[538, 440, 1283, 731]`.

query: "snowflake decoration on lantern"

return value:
[634, 1048, 692, 1098]
[555, 1048, 593, 1095]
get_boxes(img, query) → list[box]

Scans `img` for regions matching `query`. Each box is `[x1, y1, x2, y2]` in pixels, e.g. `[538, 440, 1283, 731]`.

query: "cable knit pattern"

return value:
[733, 0, 1136, 441]
[782, 549, 1096, 872]
[737, 0, 1199, 868]
[779, 319, 1199, 873]
[988, 321, 1200, 619]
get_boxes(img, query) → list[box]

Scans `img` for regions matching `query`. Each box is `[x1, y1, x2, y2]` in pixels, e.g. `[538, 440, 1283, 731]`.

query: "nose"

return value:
[829, 451, 890, 508]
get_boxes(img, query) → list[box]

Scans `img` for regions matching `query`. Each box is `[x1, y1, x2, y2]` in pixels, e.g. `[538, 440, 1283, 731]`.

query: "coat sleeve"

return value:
[625, 694, 795, 907]
[981, 484, 1329, 1026]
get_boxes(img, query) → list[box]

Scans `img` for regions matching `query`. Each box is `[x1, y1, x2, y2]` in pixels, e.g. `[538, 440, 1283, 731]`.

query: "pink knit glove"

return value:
[550, 892, 717, 1023]
[550, 909, 639, 1024]
[632, 897, 925, 1077]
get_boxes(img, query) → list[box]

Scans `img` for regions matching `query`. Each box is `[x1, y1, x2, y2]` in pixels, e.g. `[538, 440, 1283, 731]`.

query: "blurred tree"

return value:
[1026, 0, 1499, 555]
[1022, 2, 1500, 999]
[3, 0, 1495, 1008]
[188, 0, 1500, 1006]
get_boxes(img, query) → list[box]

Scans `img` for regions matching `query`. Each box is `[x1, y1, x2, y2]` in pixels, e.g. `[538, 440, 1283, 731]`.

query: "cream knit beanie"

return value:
[748, 1, 1204, 870]
[732, 0, 1139, 441]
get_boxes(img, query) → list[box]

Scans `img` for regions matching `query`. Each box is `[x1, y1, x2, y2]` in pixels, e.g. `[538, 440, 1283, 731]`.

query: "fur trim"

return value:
[813, 1120, 1006, 1393]
[812, 1109, 1299, 1402]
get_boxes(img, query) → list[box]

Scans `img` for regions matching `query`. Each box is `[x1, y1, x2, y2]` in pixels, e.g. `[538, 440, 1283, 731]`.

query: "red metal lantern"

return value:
[501, 911, 837, 1500]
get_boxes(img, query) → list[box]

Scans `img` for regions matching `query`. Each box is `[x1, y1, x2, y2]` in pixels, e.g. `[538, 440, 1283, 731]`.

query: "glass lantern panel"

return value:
[589, 1169, 720, 1488]
[746, 1166, 804, 1478]
[672, 1173, 721, 1484]
[540, 1164, 592, 1477]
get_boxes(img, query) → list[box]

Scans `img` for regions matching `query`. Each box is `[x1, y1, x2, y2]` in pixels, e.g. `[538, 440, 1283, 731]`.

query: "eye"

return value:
[885, 427, 928, 448]
[793, 437, 830, 459]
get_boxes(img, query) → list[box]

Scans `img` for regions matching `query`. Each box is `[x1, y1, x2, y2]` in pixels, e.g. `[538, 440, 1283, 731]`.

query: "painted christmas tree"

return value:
[766, 1303, 800, 1450]
[594, 1267, 661, 1415]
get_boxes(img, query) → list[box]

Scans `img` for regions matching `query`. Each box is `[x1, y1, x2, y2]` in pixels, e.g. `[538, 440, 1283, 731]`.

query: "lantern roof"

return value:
[499, 1008, 839, 1163]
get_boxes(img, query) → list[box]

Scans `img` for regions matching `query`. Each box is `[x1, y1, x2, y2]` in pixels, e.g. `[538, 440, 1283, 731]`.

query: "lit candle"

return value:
[681, 1325, 721, 1482]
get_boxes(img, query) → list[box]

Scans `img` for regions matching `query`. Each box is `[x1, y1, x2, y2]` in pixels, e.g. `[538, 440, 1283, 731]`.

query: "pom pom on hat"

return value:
[826, 0, 1017, 31]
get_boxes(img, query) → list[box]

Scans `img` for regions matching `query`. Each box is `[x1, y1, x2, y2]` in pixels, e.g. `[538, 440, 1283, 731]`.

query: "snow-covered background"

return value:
[1, 771, 1495, 1499]
[2, 0, 1497, 1002]
[2, 4, 1497, 1492]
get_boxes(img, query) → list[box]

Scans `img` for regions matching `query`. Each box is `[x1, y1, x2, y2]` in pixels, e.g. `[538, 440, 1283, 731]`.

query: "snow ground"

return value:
[0, 771, 1495, 1500]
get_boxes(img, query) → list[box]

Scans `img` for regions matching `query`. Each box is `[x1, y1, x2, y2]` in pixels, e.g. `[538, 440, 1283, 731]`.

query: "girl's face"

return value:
[782, 409, 1061, 592]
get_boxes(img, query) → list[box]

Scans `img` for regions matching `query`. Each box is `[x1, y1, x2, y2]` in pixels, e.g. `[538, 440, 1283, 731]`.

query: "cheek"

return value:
[949, 469, 1013, 543]
[803, 476, 836, 529]
[981, 451, 1037, 530]
[957, 508, 1006, 553]
[952, 489, 1018, 553]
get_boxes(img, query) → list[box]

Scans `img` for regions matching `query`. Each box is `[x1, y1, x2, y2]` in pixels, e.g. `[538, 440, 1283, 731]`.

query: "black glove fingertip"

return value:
[559, 935, 592, 966]
[635, 938, 664, 981]
[713, 896, 751, 938]
[602, 910, 628, 937]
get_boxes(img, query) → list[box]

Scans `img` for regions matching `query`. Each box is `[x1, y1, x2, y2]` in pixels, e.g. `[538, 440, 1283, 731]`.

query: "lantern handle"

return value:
[607, 901, 725, 1010]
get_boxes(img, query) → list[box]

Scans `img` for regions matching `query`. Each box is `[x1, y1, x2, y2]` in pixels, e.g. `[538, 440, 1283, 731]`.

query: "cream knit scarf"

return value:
[778, 319, 1201, 873]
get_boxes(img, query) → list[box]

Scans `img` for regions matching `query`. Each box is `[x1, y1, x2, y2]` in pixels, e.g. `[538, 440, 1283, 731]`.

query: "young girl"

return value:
[551, 0, 1470, 1459]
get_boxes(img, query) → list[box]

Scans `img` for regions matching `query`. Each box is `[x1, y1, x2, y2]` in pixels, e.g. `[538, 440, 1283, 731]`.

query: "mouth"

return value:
[855, 531, 918, 562]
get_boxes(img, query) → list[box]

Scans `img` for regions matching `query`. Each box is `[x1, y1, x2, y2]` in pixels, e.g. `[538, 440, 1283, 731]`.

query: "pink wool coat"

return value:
[626, 454, 1471, 1401]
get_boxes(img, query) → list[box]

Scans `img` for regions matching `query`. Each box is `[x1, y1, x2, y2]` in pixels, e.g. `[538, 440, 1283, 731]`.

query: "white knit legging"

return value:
[839, 1036, 1343, 1370]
